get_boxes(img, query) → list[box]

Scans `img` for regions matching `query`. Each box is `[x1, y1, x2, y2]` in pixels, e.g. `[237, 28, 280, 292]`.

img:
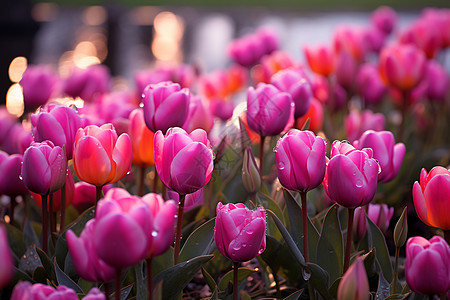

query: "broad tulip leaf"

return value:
[4, 222, 26, 259]
[316, 204, 343, 283]
[19, 245, 42, 274]
[13, 266, 34, 283]
[201, 267, 217, 292]
[283, 189, 319, 262]
[54, 257, 83, 293]
[152, 247, 173, 277]
[376, 270, 390, 300]
[328, 277, 341, 299]
[154, 254, 213, 299]
[179, 217, 216, 262]
[110, 283, 134, 300]
[367, 218, 393, 282]
[23, 220, 40, 249]
[218, 267, 256, 291]
[35, 246, 57, 283]
[32, 266, 47, 283]
[284, 289, 304, 300]
[135, 261, 146, 300]
[307, 262, 332, 300]
[257, 193, 283, 240]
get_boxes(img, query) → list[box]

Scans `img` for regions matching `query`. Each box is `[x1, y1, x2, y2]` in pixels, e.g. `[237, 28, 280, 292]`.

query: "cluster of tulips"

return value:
[0, 5, 449, 300]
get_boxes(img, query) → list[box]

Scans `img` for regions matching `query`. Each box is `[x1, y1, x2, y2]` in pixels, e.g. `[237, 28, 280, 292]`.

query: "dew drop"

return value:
[233, 245, 241, 251]
[19, 175, 23, 181]
[355, 180, 363, 188]
[273, 146, 277, 153]
[126, 171, 131, 175]
[151, 230, 158, 237]
[277, 162, 285, 170]
[139, 103, 144, 108]
[242, 243, 247, 248]
[246, 229, 254, 235]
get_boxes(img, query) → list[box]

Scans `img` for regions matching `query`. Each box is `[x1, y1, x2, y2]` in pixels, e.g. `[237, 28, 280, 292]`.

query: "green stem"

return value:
[49, 194, 56, 244]
[233, 261, 239, 300]
[95, 185, 103, 213]
[42, 194, 48, 254]
[343, 207, 355, 273]
[272, 270, 281, 299]
[137, 165, 146, 197]
[174, 194, 186, 265]
[115, 269, 121, 300]
[60, 182, 66, 232]
[300, 191, 310, 262]
[147, 258, 153, 300]
[393, 247, 400, 294]
[259, 135, 266, 179]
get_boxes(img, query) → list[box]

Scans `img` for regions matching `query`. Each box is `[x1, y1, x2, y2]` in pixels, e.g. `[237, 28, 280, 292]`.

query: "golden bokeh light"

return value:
[6, 84, 25, 117]
[151, 11, 184, 63]
[82, 6, 107, 26]
[152, 36, 181, 62]
[153, 11, 184, 40]
[8, 56, 28, 83]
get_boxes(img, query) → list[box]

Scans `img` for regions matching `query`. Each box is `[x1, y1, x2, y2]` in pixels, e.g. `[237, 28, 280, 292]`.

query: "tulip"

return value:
[309, 74, 346, 111]
[333, 25, 367, 62]
[295, 98, 323, 133]
[97, 91, 136, 135]
[399, 20, 441, 59]
[2, 121, 33, 156]
[371, 6, 397, 35]
[0, 152, 27, 197]
[337, 256, 370, 300]
[304, 44, 335, 77]
[352, 207, 367, 246]
[63, 65, 110, 102]
[209, 97, 234, 121]
[0, 224, 14, 289]
[72, 182, 112, 213]
[412, 166, 450, 230]
[354, 130, 405, 183]
[0, 107, 17, 149]
[31, 104, 83, 159]
[345, 109, 385, 143]
[214, 202, 266, 262]
[405, 236, 450, 295]
[31, 170, 74, 212]
[242, 147, 261, 194]
[362, 26, 386, 53]
[251, 51, 297, 84]
[246, 83, 294, 137]
[425, 60, 448, 102]
[10, 282, 104, 300]
[335, 51, 358, 91]
[83, 288, 106, 300]
[367, 203, 394, 234]
[141, 81, 190, 134]
[271, 69, 313, 118]
[73, 123, 132, 188]
[356, 63, 387, 105]
[182, 95, 214, 134]
[19, 65, 59, 113]
[67, 219, 115, 283]
[167, 188, 204, 212]
[128, 108, 155, 168]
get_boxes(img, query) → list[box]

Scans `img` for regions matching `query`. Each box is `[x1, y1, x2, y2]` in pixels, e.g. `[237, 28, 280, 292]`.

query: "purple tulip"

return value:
[370, 6, 397, 35]
[354, 130, 405, 183]
[63, 65, 110, 102]
[425, 60, 448, 102]
[31, 104, 83, 159]
[246, 83, 294, 137]
[367, 203, 394, 233]
[0, 152, 28, 197]
[345, 109, 385, 143]
[21, 141, 67, 195]
[2, 122, 33, 156]
[83, 288, 106, 300]
[405, 236, 450, 295]
[323, 141, 379, 208]
[275, 129, 326, 192]
[141, 193, 177, 258]
[214, 202, 266, 262]
[336, 51, 358, 90]
[271, 69, 313, 118]
[67, 219, 115, 283]
[154, 127, 214, 195]
[0, 106, 18, 149]
[94, 188, 152, 269]
[19, 65, 59, 113]
[0, 224, 14, 289]
[356, 63, 387, 105]
[10, 282, 79, 300]
[142, 81, 190, 134]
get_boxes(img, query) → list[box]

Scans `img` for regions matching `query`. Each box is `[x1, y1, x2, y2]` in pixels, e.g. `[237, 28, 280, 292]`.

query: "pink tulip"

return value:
[412, 166, 450, 230]
[405, 236, 450, 295]
[246, 83, 294, 137]
[345, 109, 385, 143]
[31, 104, 83, 159]
[214, 202, 266, 262]
[251, 51, 297, 84]
[64, 65, 110, 102]
[275, 129, 326, 192]
[208, 97, 234, 121]
[271, 69, 313, 118]
[0, 107, 17, 149]
[399, 20, 442, 59]
[354, 130, 405, 183]
[425, 60, 448, 102]
[304, 44, 335, 77]
[19, 65, 59, 113]
[323, 141, 379, 208]
[0, 152, 28, 197]
[371, 6, 397, 35]
[83, 288, 106, 300]
[362, 26, 387, 53]
[10, 282, 104, 300]
[21, 141, 67, 195]
[337, 256, 370, 300]
[97, 91, 136, 135]
[2, 123, 33, 155]
[335, 51, 358, 90]
[421, 8, 450, 48]
[73, 123, 132, 187]
[367, 203, 394, 233]
[141, 81, 190, 134]
[0, 224, 14, 289]
[333, 25, 367, 62]
[182, 95, 214, 133]
[94, 188, 152, 269]
[72, 182, 112, 213]
[67, 219, 115, 282]
[154, 127, 214, 195]
[356, 63, 387, 105]
[141, 193, 177, 257]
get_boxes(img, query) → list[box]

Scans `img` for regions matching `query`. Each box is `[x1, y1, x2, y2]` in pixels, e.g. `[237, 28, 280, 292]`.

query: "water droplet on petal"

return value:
[277, 162, 285, 170]
[355, 180, 363, 188]
[152, 230, 158, 237]
[19, 175, 23, 180]
[242, 243, 246, 248]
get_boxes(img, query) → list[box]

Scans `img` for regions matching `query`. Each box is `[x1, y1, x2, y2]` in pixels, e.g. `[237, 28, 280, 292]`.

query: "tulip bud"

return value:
[367, 203, 394, 234]
[337, 256, 370, 300]
[352, 207, 367, 245]
[394, 206, 408, 248]
[242, 147, 261, 194]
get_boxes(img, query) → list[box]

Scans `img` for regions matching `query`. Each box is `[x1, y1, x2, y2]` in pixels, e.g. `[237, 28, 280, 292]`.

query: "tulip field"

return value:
[1, 5, 450, 300]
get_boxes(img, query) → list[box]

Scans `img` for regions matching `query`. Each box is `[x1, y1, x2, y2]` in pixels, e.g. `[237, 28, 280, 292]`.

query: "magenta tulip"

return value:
[0, 224, 14, 289]
[246, 83, 294, 137]
[345, 109, 385, 143]
[0, 152, 28, 197]
[275, 129, 326, 192]
[63, 65, 110, 102]
[67, 219, 115, 282]
[335, 51, 358, 90]
[354, 130, 405, 183]
[371, 6, 397, 35]
[323, 141, 379, 208]
[31, 104, 83, 159]
[141, 81, 190, 133]
[353, 207, 367, 245]
[425, 60, 448, 102]
[367, 203, 394, 233]
[405, 236, 450, 295]
[167, 188, 205, 212]
[21, 141, 67, 196]
[154, 127, 214, 195]
[182, 95, 214, 133]
[356, 63, 387, 105]
[72, 182, 112, 213]
[214, 202, 266, 262]
[10, 282, 104, 300]
[337, 256, 370, 300]
[0, 107, 17, 149]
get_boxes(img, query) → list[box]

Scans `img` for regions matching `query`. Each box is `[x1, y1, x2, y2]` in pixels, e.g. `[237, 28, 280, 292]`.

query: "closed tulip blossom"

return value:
[354, 130, 405, 183]
[10, 282, 105, 300]
[367, 203, 394, 233]
[405, 236, 450, 295]
[67, 219, 115, 283]
[345, 109, 385, 143]
[63, 65, 110, 102]
[73, 123, 132, 187]
[128, 108, 155, 168]
[304, 44, 335, 77]
[412, 166, 450, 230]
[371, 6, 397, 35]
[0, 152, 28, 197]
[337, 256, 370, 300]
[356, 63, 387, 105]
[352, 207, 367, 245]
[425, 60, 449, 102]
[0, 224, 14, 289]
[246, 83, 294, 137]
[214, 202, 266, 262]
[141, 81, 190, 133]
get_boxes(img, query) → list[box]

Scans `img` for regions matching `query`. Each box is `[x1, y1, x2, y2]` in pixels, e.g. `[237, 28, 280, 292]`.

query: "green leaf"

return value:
[19, 245, 42, 274]
[35, 246, 57, 283]
[307, 262, 332, 300]
[111, 283, 134, 300]
[13, 266, 34, 283]
[23, 220, 40, 248]
[283, 189, 319, 262]
[376, 270, 390, 300]
[153, 254, 213, 299]
[201, 267, 216, 292]
[385, 295, 405, 299]
[257, 193, 283, 240]
[135, 261, 146, 300]
[328, 277, 341, 299]
[283, 289, 304, 300]
[240, 290, 252, 300]
[179, 217, 216, 262]
[361, 248, 377, 279]
[4, 222, 26, 259]
[367, 218, 393, 282]
[218, 267, 256, 291]
[54, 257, 83, 293]
[32, 266, 47, 283]
[316, 204, 343, 283]
[152, 247, 173, 277]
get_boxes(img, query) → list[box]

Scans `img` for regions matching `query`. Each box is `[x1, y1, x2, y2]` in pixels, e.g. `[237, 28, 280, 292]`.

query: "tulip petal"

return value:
[412, 181, 433, 227]
[306, 136, 326, 190]
[424, 175, 450, 229]
[154, 92, 190, 133]
[22, 147, 52, 195]
[227, 218, 266, 262]
[66, 230, 96, 282]
[110, 133, 132, 183]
